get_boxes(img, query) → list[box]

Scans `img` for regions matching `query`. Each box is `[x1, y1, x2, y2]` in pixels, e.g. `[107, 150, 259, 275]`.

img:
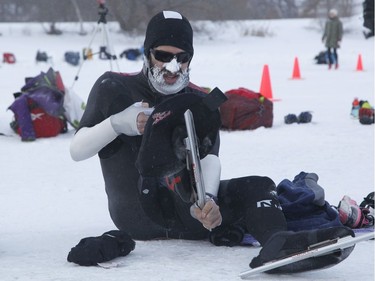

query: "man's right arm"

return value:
[70, 103, 151, 161]
[70, 118, 118, 161]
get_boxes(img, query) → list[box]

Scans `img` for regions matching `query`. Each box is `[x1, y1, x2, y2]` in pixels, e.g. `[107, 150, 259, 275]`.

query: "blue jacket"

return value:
[277, 172, 342, 231]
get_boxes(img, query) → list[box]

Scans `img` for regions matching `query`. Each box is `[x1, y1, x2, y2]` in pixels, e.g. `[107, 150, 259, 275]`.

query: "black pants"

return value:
[106, 164, 287, 245]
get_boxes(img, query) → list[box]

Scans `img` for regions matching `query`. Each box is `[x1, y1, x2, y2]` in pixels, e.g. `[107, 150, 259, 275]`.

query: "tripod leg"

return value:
[71, 23, 100, 88]
[101, 24, 120, 72]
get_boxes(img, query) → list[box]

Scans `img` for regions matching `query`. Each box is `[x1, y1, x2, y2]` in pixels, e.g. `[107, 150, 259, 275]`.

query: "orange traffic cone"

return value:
[291, 57, 302, 79]
[260, 64, 279, 101]
[356, 54, 363, 71]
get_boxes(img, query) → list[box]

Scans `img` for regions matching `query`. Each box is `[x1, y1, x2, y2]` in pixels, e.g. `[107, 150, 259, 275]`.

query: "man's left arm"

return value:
[190, 154, 222, 230]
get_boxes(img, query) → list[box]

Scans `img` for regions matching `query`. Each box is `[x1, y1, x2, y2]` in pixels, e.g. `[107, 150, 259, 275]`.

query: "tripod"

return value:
[72, 1, 120, 88]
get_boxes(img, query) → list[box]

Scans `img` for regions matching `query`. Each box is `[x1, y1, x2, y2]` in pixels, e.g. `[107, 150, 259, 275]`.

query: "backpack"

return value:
[359, 108, 374, 124]
[10, 96, 67, 141]
[3, 52, 16, 64]
[8, 67, 67, 141]
[35, 50, 49, 62]
[220, 87, 273, 130]
[64, 51, 80, 66]
[358, 101, 374, 125]
[314, 51, 328, 64]
[119, 48, 142, 61]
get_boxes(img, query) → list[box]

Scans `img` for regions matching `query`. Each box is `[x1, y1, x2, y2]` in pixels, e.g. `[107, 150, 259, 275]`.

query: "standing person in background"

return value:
[363, 0, 374, 39]
[322, 9, 343, 69]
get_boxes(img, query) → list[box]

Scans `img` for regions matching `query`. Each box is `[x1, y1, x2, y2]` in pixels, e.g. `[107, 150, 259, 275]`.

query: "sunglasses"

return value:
[150, 49, 191, 63]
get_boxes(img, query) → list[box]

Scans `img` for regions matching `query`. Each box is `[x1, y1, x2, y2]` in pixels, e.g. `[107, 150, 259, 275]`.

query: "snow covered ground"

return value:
[0, 14, 374, 281]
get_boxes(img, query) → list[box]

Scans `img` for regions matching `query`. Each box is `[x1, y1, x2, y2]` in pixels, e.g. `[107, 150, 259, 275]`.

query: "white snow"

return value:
[0, 15, 374, 281]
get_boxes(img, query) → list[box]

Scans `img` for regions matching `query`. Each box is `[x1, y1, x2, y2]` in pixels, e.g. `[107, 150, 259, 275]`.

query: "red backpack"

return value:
[220, 87, 273, 130]
[8, 68, 67, 141]
[10, 97, 67, 140]
[359, 108, 374, 125]
[3, 52, 16, 64]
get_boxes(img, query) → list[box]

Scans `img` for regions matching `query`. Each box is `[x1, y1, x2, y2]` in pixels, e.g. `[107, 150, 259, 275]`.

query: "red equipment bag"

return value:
[220, 87, 273, 130]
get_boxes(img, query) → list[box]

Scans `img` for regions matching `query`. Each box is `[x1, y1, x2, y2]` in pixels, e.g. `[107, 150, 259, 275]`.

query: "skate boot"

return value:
[249, 226, 355, 274]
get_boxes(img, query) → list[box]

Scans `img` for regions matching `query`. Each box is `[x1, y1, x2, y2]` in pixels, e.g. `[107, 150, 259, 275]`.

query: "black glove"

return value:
[67, 230, 135, 266]
[209, 224, 245, 247]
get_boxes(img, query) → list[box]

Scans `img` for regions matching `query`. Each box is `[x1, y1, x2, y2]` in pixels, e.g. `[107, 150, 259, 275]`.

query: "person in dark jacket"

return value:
[363, 0, 374, 39]
[68, 10, 353, 271]
[322, 9, 343, 69]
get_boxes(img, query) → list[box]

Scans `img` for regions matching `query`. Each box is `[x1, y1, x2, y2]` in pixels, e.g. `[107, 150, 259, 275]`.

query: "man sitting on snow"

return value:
[68, 10, 354, 272]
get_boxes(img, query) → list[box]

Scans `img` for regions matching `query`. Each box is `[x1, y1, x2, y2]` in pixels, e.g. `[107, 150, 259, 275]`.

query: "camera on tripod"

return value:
[95, 0, 116, 60]
[72, 0, 119, 87]
[97, 0, 109, 24]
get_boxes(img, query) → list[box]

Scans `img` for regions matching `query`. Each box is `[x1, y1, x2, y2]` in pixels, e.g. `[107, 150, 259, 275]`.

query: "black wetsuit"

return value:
[78, 71, 287, 243]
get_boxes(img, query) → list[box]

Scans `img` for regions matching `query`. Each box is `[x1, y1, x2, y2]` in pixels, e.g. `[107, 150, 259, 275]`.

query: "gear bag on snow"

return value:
[220, 87, 273, 130]
[314, 50, 328, 64]
[64, 51, 80, 66]
[8, 67, 67, 141]
[3, 52, 16, 64]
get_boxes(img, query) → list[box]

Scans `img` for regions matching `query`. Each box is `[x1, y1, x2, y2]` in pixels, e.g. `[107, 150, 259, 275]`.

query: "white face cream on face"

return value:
[148, 61, 190, 95]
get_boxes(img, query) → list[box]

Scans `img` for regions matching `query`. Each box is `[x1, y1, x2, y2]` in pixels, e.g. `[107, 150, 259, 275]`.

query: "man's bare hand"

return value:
[136, 112, 149, 134]
[136, 102, 150, 134]
[190, 199, 222, 231]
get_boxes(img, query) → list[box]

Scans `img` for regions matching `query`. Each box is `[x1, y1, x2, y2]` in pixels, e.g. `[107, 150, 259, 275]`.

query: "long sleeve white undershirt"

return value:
[70, 117, 118, 161]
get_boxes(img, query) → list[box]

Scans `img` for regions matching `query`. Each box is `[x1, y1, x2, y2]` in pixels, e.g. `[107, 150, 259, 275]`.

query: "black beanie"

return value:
[143, 11, 194, 57]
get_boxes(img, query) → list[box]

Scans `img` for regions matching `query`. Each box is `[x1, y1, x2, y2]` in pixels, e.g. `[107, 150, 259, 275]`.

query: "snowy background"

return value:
[0, 13, 374, 281]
